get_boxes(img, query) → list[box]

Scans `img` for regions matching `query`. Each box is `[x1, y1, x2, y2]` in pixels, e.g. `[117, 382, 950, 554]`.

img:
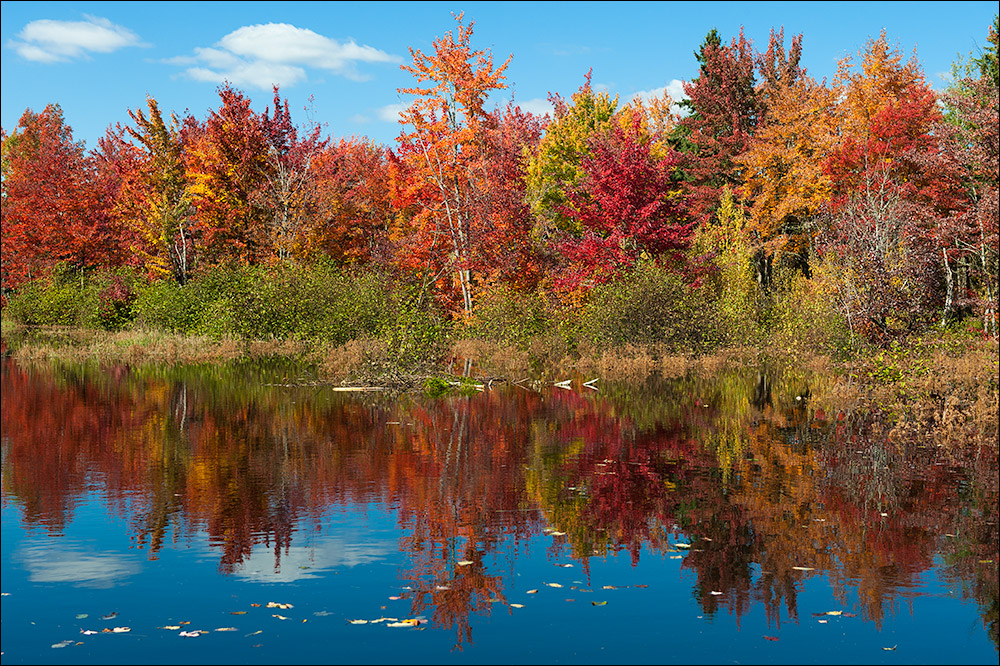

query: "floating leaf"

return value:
[349, 619, 369, 625]
[792, 566, 815, 571]
[818, 619, 828, 624]
[179, 631, 201, 638]
[883, 645, 897, 651]
[100, 612, 118, 620]
[111, 627, 131, 633]
[75, 614, 89, 620]
[709, 591, 723, 596]
[313, 611, 333, 617]
[80, 630, 100, 635]
[247, 630, 263, 636]
[511, 604, 525, 609]
[670, 555, 683, 559]
[675, 543, 692, 549]
[602, 585, 617, 590]
[546, 583, 563, 588]
[230, 611, 247, 615]
[178, 621, 191, 625]
[457, 560, 474, 567]
[386, 619, 421, 628]
[272, 614, 289, 620]
[250, 603, 261, 607]
[549, 531, 566, 536]
[592, 601, 608, 606]
[215, 627, 238, 632]
[266, 602, 294, 609]
[389, 596, 402, 601]
[51, 640, 74, 649]
[634, 585, 648, 589]
[526, 589, 538, 594]
[763, 635, 779, 641]
[162, 625, 181, 630]
[435, 585, 451, 591]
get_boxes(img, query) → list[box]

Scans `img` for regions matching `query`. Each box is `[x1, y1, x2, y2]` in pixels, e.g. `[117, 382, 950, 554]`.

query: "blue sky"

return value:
[2, 1, 996, 150]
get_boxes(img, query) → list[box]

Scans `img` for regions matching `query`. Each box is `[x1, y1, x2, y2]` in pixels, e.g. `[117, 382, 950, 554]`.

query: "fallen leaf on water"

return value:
[100, 612, 118, 620]
[792, 566, 815, 571]
[670, 555, 683, 559]
[457, 560, 474, 567]
[511, 604, 524, 609]
[80, 630, 100, 635]
[179, 631, 201, 638]
[111, 627, 131, 633]
[313, 611, 333, 617]
[980, 559, 995, 564]
[549, 531, 566, 536]
[634, 585, 648, 589]
[272, 615, 289, 620]
[763, 636, 779, 641]
[179, 621, 191, 625]
[389, 596, 402, 601]
[592, 601, 608, 606]
[883, 645, 897, 651]
[709, 591, 723, 596]
[247, 630, 263, 636]
[602, 585, 617, 590]
[250, 603, 261, 607]
[75, 614, 89, 620]
[230, 611, 247, 615]
[215, 627, 238, 632]
[51, 640, 74, 649]
[386, 619, 421, 628]
[370, 618, 398, 624]
[546, 583, 563, 588]
[435, 585, 451, 591]
[349, 619, 369, 625]
[302, 619, 308, 623]
[526, 589, 538, 594]
[162, 625, 181, 630]
[266, 602, 293, 609]
[842, 612, 857, 617]
[558, 564, 573, 568]
[818, 619, 828, 624]
[675, 543, 692, 549]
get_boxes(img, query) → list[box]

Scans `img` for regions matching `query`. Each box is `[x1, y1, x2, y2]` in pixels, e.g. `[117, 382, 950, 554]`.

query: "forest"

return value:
[2, 14, 998, 370]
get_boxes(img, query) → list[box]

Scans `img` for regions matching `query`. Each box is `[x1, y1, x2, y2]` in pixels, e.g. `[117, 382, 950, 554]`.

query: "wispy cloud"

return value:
[167, 23, 401, 90]
[8, 15, 146, 63]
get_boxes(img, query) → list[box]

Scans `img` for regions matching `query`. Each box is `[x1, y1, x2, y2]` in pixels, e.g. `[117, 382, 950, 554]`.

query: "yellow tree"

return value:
[393, 12, 511, 316]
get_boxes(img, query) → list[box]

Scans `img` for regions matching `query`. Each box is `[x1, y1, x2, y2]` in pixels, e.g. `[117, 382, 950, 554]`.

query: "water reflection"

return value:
[1, 356, 996, 650]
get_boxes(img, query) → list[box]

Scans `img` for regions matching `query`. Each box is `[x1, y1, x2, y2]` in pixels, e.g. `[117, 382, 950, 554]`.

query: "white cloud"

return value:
[376, 103, 406, 123]
[9, 14, 145, 63]
[169, 22, 401, 89]
[516, 97, 555, 118]
[630, 79, 689, 115]
[17, 540, 142, 588]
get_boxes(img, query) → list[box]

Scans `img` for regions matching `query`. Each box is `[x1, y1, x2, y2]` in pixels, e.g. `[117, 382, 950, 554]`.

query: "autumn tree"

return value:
[1, 104, 129, 292]
[524, 70, 618, 239]
[737, 30, 833, 285]
[393, 12, 512, 315]
[676, 28, 762, 224]
[820, 31, 942, 340]
[256, 87, 328, 262]
[555, 113, 692, 291]
[183, 84, 272, 267]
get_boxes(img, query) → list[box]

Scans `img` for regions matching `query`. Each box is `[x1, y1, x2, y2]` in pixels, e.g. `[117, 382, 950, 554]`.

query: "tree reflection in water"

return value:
[1, 357, 996, 649]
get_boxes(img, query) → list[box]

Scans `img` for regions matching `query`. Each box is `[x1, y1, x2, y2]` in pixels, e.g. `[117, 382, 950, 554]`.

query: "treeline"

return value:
[2, 15, 998, 355]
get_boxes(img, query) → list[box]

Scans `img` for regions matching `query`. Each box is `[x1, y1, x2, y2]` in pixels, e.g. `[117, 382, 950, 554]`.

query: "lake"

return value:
[1, 355, 996, 664]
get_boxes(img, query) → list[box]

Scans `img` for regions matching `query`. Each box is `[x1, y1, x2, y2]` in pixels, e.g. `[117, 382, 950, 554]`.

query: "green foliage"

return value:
[4, 265, 103, 328]
[770, 258, 853, 358]
[382, 283, 452, 371]
[578, 260, 707, 350]
[468, 285, 550, 348]
[691, 186, 766, 345]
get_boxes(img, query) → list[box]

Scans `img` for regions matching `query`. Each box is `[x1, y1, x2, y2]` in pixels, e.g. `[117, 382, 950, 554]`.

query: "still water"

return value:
[1, 356, 996, 664]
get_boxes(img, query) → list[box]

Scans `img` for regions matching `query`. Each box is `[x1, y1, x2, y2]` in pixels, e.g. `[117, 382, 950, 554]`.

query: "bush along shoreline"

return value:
[2, 261, 996, 409]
